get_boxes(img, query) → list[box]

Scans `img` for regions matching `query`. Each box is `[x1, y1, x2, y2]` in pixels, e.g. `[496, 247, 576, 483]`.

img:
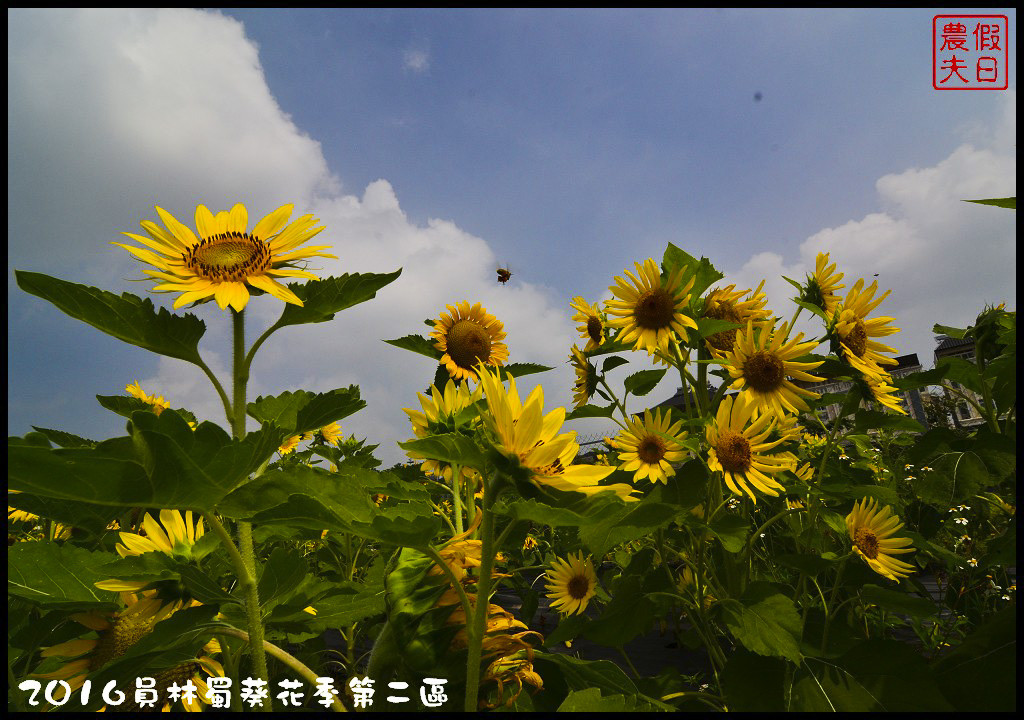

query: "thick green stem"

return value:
[216, 627, 347, 712]
[450, 463, 464, 536]
[229, 309, 271, 702]
[464, 481, 497, 711]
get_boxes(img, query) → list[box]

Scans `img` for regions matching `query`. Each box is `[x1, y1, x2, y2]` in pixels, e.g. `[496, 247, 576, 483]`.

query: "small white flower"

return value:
[1002, 595, 1011, 601]
[904, 463, 914, 470]
[955, 517, 968, 525]
[968, 558, 978, 567]
[921, 466, 933, 472]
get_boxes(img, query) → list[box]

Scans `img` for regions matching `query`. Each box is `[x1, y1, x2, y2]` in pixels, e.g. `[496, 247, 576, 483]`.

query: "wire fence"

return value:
[576, 431, 616, 448]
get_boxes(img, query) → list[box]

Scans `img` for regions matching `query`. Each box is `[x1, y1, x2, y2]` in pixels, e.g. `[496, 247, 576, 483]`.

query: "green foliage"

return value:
[15, 271, 206, 363]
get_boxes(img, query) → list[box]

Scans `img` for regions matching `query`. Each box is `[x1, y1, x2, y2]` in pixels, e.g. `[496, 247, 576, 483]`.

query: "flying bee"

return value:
[496, 265, 512, 285]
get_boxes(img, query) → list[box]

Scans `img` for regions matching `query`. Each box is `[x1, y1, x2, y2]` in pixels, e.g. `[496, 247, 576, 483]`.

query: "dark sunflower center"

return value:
[845, 321, 868, 358]
[638, 436, 667, 465]
[185, 232, 270, 282]
[567, 575, 590, 600]
[704, 302, 742, 351]
[448, 319, 493, 369]
[854, 527, 880, 559]
[90, 614, 156, 671]
[635, 289, 677, 330]
[586, 316, 603, 344]
[744, 351, 785, 391]
[716, 431, 751, 473]
[116, 661, 203, 713]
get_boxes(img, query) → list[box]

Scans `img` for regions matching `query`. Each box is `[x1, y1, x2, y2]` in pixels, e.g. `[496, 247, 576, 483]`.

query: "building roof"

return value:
[934, 335, 973, 353]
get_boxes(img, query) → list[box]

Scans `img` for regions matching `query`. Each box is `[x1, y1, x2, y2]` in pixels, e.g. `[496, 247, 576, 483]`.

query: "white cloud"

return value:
[8, 8, 579, 465]
[726, 94, 1016, 369]
[403, 48, 430, 74]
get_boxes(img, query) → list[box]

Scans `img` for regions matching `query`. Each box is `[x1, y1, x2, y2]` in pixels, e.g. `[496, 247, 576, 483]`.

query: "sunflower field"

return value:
[8, 202, 1016, 712]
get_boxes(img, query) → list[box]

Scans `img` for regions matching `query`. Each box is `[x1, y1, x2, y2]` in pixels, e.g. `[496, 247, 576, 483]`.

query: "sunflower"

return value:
[319, 422, 343, 447]
[706, 393, 796, 503]
[863, 373, 908, 415]
[430, 302, 510, 382]
[569, 345, 598, 408]
[605, 258, 698, 354]
[569, 297, 606, 351]
[725, 318, 825, 415]
[8, 493, 38, 524]
[701, 281, 771, 355]
[278, 431, 313, 456]
[36, 592, 223, 711]
[125, 381, 170, 415]
[476, 365, 635, 501]
[544, 552, 598, 616]
[95, 510, 204, 583]
[404, 378, 483, 479]
[834, 279, 900, 378]
[608, 408, 688, 485]
[804, 252, 845, 320]
[846, 497, 916, 581]
[114, 203, 333, 312]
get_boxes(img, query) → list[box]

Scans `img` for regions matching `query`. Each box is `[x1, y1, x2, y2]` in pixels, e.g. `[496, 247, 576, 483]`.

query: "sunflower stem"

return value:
[194, 356, 233, 428]
[783, 305, 803, 343]
[464, 480, 497, 711]
[230, 308, 272, 705]
[820, 554, 851, 655]
[450, 463, 464, 536]
[215, 627, 348, 712]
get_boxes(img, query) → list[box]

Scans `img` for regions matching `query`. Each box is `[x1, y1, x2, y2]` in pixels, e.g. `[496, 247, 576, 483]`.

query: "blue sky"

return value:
[7, 9, 1017, 463]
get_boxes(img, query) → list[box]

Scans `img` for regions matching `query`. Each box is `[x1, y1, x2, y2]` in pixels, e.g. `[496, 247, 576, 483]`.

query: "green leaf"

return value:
[497, 495, 622, 529]
[534, 653, 638, 699]
[932, 323, 968, 339]
[623, 368, 667, 397]
[931, 605, 1015, 711]
[363, 505, 442, 548]
[600, 356, 629, 373]
[777, 553, 837, 576]
[273, 564, 387, 631]
[837, 640, 952, 711]
[721, 648, 786, 711]
[15, 271, 208, 363]
[257, 547, 308, 609]
[709, 513, 749, 553]
[276, 270, 402, 327]
[96, 394, 162, 420]
[890, 366, 949, 390]
[696, 316, 741, 339]
[565, 404, 616, 421]
[383, 333, 442, 360]
[397, 433, 487, 470]
[853, 409, 923, 433]
[859, 584, 936, 619]
[579, 500, 677, 560]
[789, 658, 879, 711]
[12, 416, 280, 509]
[247, 386, 365, 435]
[936, 356, 984, 394]
[7, 543, 118, 610]
[28, 426, 96, 449]
[557, 687, 668, 712]
[6, 494, 120, 536]
[582, 550, 671, 648]
[502, 362, 554, 378]
[662, 243, 724, 297]
[963, 196, 1015, 209]
[722, 583, 802, 664]
[178, 566, 239, 606]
